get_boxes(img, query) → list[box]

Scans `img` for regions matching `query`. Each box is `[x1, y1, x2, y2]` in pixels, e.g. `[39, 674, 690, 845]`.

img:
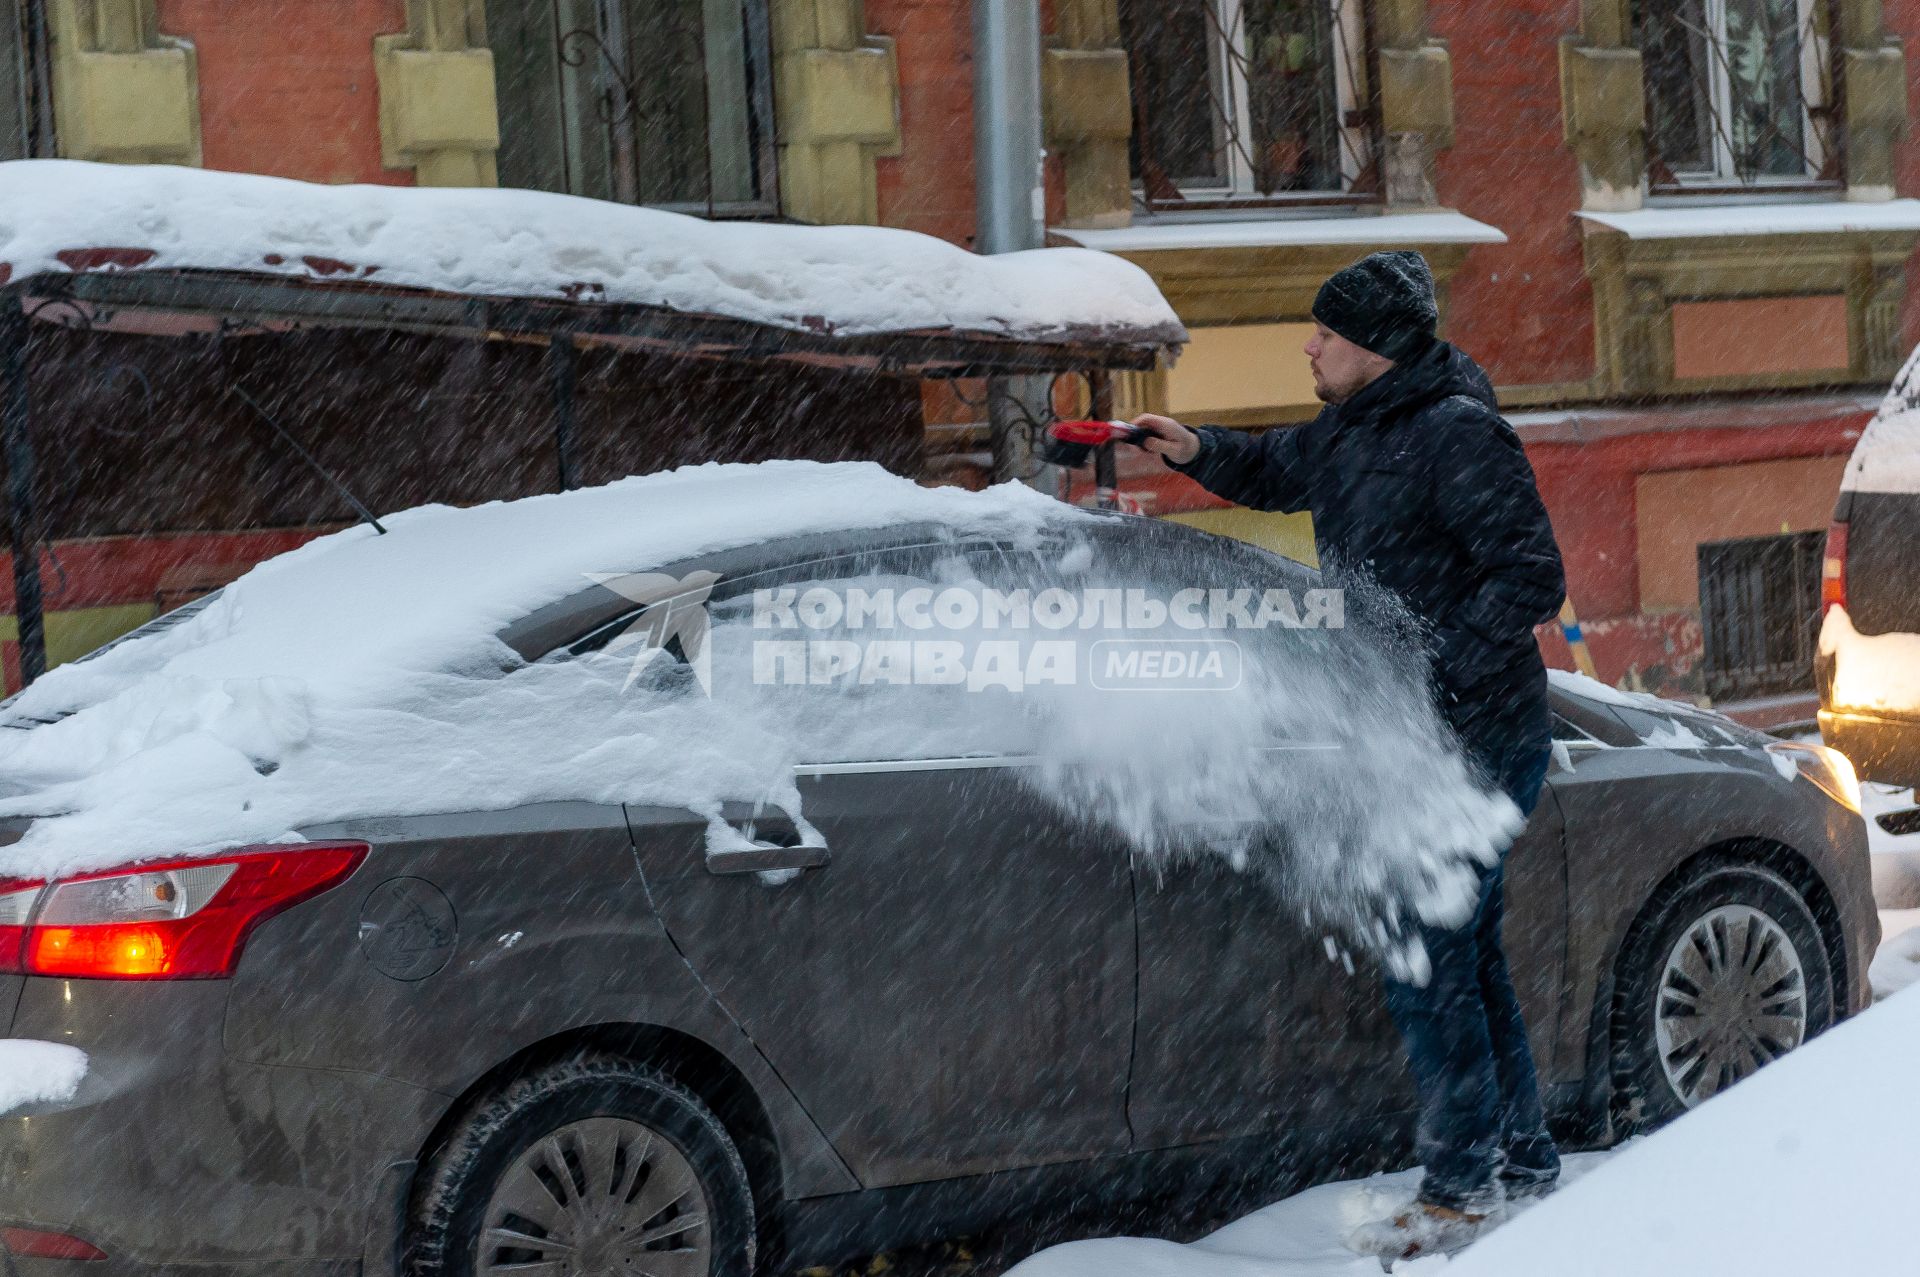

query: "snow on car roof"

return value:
[5, 460, 1080, 715]
[0, 459, 1521, 978]
[0, 160, 1184, 347]
[0, 461, 1088, 875]
[1842, 343, 1920, 494]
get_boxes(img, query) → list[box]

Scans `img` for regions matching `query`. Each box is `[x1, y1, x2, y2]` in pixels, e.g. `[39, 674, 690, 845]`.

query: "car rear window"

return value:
[1844, 491, 1920, 635]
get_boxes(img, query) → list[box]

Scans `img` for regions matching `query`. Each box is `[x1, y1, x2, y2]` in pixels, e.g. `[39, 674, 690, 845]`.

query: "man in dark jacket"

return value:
[1128, 249, 1567, 1254]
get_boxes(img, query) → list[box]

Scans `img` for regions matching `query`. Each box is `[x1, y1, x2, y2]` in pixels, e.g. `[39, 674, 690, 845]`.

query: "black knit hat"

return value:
[1310, 250, 1439, 362]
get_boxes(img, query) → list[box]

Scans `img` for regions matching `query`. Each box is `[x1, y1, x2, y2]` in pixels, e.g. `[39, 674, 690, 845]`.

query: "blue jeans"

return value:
[1382, 733, 1560, 1211]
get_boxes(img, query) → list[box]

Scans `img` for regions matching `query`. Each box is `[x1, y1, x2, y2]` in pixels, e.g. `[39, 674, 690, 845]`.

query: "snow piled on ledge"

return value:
[0, 160, 1184, 344]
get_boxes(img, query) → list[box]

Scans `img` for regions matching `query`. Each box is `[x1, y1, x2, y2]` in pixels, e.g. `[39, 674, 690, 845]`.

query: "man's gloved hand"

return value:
[1127, 414, 1203, 466]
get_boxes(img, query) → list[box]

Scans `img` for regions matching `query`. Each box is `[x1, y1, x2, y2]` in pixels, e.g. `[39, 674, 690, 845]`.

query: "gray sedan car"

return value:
[0, 515, 1875, 1277]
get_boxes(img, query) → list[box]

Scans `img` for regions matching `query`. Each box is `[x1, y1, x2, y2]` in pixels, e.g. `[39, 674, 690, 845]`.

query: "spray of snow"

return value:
[0, 1040, 87, 1115]
[1002, 562, 1520, 981]
[0, 463, 1518, 975]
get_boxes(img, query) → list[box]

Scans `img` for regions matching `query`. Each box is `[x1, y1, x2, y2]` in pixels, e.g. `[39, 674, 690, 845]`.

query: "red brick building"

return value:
[5, 0, 1918, 713]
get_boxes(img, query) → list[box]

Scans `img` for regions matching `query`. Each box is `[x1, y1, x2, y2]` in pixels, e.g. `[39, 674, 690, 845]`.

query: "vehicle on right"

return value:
[1819, 352, 1920, 800]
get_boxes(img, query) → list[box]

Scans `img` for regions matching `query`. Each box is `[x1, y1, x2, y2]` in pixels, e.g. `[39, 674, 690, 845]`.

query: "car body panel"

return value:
[627, 762, 1137, 1188]
[2, 979, 439, 1268]
[1550, 736, 1877, 1085]
[228, 801, 857, 1193]
[1128, 801, 1567, 1145]
[1818, 706, 1920, 791]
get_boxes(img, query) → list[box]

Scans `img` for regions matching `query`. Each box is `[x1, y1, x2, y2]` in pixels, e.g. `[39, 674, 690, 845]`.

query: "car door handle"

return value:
[705, 833, 831, 876]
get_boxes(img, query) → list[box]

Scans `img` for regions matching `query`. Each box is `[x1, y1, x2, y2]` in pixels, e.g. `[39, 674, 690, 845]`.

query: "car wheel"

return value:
[1611, 861, 1834, 1132]
[406, 1054, 755, 1277]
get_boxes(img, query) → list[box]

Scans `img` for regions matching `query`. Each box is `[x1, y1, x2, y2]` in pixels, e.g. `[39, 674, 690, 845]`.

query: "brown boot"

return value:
[1351, 1199, 1497, 1263]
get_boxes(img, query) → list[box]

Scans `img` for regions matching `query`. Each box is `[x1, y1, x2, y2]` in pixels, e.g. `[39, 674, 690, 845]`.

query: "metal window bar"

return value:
[1697, 530, 1824, 702]
[556, 0, 777, 217]
[1123, 0, 1378, 214]
[1639, 0, 1840, 190]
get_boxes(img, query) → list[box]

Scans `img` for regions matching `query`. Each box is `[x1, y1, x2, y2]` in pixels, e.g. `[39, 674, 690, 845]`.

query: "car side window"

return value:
[697, 540, 1044, 763]
[1552, 713, 1599, 745]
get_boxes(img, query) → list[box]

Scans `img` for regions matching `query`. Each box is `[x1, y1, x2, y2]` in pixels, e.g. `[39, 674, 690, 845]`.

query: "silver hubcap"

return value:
[1654, 903, 1807, 1107]
[478, 1117, 711, 1277]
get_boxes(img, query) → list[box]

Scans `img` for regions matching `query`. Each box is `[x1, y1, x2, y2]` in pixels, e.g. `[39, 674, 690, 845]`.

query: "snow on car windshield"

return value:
[0, 461, 1517, 974]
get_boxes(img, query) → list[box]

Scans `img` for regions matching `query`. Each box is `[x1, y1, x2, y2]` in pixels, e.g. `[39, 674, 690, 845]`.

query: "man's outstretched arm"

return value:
[1129, 414, 1314, 514]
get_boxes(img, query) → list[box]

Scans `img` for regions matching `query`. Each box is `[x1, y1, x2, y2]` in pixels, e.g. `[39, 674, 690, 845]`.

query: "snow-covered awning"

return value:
[0, 161, 1185, 374]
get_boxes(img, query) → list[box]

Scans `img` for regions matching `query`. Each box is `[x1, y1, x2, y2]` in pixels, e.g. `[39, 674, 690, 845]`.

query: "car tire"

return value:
[1611, 860, 1834, 1133]
[406, 1054, 756, 1277]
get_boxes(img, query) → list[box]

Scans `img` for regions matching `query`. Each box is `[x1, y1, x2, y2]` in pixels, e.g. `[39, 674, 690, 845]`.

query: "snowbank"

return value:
[1870, 920, 1920, 1000]
[1020, 985, 1920, 1277]
[1446, 987, 1920, 1276]
[0, 160, 1183, 345]
[0, 1040, 87, 1115]
[1006, 1153, 1616, 1277]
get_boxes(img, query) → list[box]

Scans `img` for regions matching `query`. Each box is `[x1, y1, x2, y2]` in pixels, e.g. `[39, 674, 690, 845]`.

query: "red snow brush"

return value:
[1043, 418, 1149, 468]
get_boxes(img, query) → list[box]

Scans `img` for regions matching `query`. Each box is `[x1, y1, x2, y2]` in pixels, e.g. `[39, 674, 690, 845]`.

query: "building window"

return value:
[1636, 0, 1838, 190]
[1697, 529, 1824, 701]
[1118, 0, 1375, 212]
[489, 0, 777, 216]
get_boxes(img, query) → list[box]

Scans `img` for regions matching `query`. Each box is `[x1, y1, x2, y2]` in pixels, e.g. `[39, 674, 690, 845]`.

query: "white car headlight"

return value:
[1765, 740, 1862, 814]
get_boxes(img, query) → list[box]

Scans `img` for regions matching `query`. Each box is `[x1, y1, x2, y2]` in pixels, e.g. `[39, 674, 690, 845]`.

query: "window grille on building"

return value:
[1117, 0, 1376, 212]
[1697, 529, 1824, 701]
[488, 0, 777, 216]
[1636, 0, 1839, 190]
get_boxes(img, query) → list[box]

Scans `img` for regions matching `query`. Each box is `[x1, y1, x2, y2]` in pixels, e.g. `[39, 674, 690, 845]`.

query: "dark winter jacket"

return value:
[1170, 338, 1565, 754]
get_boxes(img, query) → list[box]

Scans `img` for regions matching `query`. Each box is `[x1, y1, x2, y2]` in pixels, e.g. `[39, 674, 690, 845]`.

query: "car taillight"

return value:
[18, 843, 366, 980]
[1822, 519, 1848, 614]
[1, 1227, 107, 1260]
[0, 877, 46, 973]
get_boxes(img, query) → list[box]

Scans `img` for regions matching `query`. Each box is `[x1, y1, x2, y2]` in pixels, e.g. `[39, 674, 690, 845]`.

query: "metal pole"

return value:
[973, 0, 1052, 489]
[1090, 369, 1118, 511]
[972, 0, 1044, 258]
[1, 295, 46, 687]
[549, 333, 580, 491]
